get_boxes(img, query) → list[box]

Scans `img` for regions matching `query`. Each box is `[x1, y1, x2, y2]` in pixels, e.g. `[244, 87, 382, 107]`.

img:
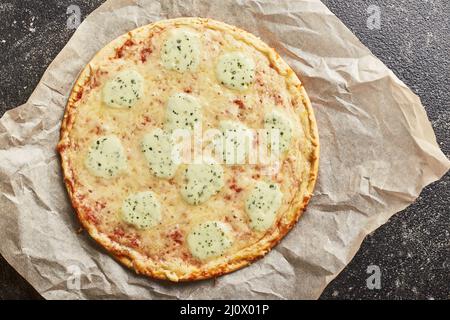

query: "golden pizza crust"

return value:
[58, 17, 319, 281]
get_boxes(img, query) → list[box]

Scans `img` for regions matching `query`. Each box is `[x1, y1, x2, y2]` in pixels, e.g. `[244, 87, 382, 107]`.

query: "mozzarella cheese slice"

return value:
[102, 70, 143, 109]
[122, 191, 162, 229]
[245, 181, 283, 231]
[161, 28, 201, 72]
[141, 128, 180, 179]
[180, 163, 224, 205]
[187, 221, 233, 259]
[218, 120, 251, 165]
[216, 52, 255, 91]
[85, 135, 127, 178]
[165, 93, 202, 131]
[264, 110, 293, 153]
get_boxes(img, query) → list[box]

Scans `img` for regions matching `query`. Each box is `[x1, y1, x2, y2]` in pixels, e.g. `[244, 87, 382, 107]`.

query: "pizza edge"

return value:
[57, 17, 320, 282]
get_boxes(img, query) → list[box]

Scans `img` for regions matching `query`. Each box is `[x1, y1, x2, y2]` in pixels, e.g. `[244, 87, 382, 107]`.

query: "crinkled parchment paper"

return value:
[0, 0, 448, 299]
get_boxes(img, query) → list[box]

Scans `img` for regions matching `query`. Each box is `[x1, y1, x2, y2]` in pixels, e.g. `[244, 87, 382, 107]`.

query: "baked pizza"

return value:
[58, 17, 319, 281]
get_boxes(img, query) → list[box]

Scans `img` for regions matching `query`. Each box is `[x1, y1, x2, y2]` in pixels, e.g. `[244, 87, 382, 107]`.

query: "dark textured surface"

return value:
[0, 0, 448, 300]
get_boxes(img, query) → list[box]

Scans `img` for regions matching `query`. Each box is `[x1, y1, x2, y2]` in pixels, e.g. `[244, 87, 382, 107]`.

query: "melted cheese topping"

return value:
[216, 52, 255, 91]
[102, 70, 143, 109]
[264, 110, 293, 153]
[245, 181, 283, 231]
[161, 29, 201, 72]
[165, 93, 202, 131]
[122, 191, 162, 229]
[219, 120, 251, 165]
[180, 163, 224, 205]
[85, 135, 127, 178]
[187, 221, 233, 259]
[141, 129, 180, 178]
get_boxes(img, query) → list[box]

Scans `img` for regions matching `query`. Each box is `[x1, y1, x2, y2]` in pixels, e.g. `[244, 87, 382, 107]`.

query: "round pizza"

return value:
[58, 17, 319, 281]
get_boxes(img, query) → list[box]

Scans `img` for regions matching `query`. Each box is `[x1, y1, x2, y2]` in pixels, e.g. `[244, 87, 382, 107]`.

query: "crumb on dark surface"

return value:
[0, 0, 448, 300]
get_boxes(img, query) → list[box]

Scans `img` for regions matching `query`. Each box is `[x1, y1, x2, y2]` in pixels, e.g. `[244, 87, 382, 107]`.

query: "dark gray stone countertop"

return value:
[0, 0, 448, 300]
